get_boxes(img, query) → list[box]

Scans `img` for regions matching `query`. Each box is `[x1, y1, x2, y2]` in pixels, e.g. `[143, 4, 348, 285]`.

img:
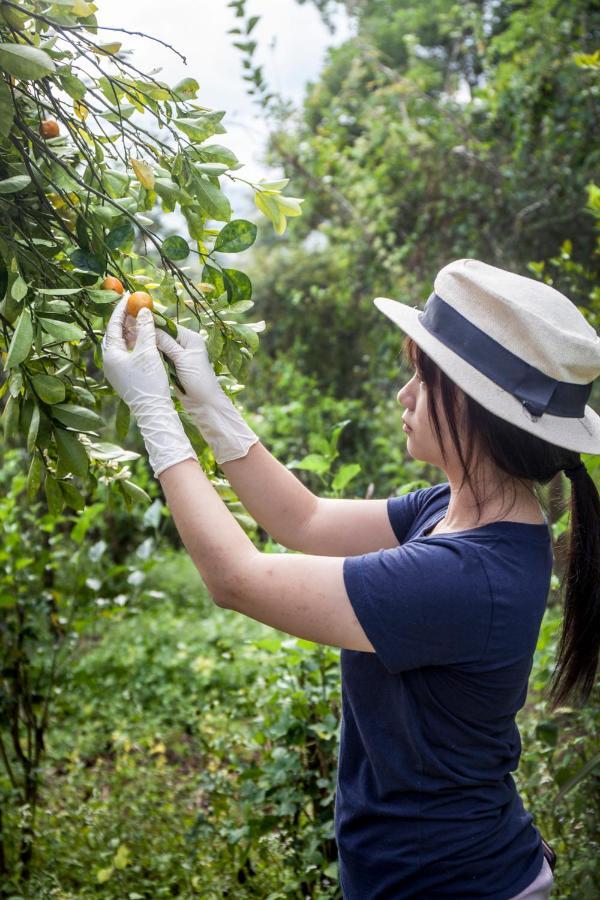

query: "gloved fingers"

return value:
[124, 313, 137, 351]
[155, 327, 185, 360]
[102, 294, 129, 352]
[175, 322, 207, 350]
[133, 306, 158, 353]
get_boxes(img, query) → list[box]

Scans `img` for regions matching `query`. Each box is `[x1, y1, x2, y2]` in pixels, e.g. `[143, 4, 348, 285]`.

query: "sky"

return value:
[95, 0, 354, 191]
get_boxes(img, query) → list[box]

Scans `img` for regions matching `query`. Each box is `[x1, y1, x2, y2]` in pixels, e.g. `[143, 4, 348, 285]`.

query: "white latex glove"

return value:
[154, 323, 259, 465]
[101, 295, 197, 478]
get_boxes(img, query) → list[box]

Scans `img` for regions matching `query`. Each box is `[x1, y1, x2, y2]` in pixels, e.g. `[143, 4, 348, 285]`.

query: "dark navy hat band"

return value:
[418, 293, 592, 420]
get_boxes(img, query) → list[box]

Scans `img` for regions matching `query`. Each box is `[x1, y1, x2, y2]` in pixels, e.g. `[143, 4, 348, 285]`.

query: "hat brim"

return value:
[374, 296, 600, 455]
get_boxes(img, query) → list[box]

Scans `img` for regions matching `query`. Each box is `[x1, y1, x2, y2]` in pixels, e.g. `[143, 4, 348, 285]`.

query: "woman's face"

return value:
[396, 368, 462, 469]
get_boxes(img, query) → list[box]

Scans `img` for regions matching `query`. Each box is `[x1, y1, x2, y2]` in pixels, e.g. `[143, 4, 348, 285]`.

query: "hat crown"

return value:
[434, 259, 600, 385]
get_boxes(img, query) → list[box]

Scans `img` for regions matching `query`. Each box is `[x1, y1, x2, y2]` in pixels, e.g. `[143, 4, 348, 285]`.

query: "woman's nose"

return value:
[397, 375, 417, 407]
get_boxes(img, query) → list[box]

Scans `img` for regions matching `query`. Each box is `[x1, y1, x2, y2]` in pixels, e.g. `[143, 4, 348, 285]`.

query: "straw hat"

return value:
[374, 258, 600, 455]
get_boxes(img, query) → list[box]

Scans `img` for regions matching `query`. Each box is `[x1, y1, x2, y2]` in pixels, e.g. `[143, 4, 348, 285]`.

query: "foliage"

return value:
[0, 0, 302, 515]
[237, 0, 599, 498]
[0, 446, 164, 884]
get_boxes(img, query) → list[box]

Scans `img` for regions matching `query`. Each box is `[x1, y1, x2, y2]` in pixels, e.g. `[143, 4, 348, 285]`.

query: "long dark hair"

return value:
[402, 335, 600, 709]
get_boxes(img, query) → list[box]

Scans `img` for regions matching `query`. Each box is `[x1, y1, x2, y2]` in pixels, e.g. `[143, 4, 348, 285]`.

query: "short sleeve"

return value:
[343, 538, 493, 674]
[387, 483, 450, 544]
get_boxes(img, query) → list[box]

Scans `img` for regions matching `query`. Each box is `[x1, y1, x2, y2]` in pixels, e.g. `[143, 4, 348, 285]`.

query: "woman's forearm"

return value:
[158, 457, 258, 605]
[220, 441, 318, 550]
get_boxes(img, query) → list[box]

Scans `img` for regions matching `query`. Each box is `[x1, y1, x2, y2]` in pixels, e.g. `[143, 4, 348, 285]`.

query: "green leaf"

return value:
[223, 269, 252, 303]
[32, 374, 66, 404]
[206, 327, 224, 365]
[214, 220, 257, 253]
[0, 43, 56, 80]
[332, 463, 361, 493]
[55, 428, 89, 477]
[174, 110, 226, 142]
[120, 479, 151, 506]
[224, 340, 243, 378]
[115, 399, 130, 441]
[255, 191, 286, 234]
[190, 175, 231, 222]
[0, 77, 13, 139]
[61, 481, 85, 511]
[201, 263, 225, 296]
[0, 175, 31, 194]
[11, 274, 28, 301]
[86, 440, 139, 462]
[154, 178, 186, 210]
[171, 77, 199, 99]
[113, 844, 131, 870]
[288, 454, 330, 476]
[85, 289, 121, 304]
[5, 308, 33, 367]
[60, 72, 87, 100]
[106, 222, 135, 251]
[555, 751, 600, 804]
[96, 866, 114, 884]
[27, 400, 40, 452]
[26, 453, 44, 500]
[162, 234, 190, 261]
[230, 322, 259, 352]
[45, 474, 64, 515]
[38, 287, 82, 295]
[195, 144, 240, 170]
[2, 394, 19, 439]
[52, 403, 103, 432]
[194, 162, 229, 177]
[38, 317, 86, 342]
[70, 249, 104, 274]
[103, 169, 129, 198]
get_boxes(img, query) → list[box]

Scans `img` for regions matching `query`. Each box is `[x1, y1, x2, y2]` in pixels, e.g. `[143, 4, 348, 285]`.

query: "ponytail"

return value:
[548, 464, 600, 708]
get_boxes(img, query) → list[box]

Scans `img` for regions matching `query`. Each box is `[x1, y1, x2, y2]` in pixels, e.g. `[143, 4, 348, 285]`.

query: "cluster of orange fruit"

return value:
[101, 276, 153, 318]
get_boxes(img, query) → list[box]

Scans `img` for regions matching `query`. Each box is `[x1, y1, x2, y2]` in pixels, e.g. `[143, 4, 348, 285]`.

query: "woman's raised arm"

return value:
[222, 441, 399, 556]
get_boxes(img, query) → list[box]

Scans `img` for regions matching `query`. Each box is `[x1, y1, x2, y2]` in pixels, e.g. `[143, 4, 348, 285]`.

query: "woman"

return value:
[102, 258, 600, 899]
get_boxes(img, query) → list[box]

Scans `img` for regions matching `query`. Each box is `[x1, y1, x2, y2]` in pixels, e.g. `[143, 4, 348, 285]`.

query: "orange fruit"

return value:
[126, 291, 154, 317]
[101, 275, 124, 294]
[40, 119, 60, 139]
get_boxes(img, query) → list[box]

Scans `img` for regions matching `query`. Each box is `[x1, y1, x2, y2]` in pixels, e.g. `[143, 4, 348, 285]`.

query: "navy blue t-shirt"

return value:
[338, 482, 553, 899]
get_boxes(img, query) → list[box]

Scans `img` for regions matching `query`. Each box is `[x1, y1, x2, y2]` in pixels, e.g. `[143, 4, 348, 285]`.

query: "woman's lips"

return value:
[402, 423, 412, 432]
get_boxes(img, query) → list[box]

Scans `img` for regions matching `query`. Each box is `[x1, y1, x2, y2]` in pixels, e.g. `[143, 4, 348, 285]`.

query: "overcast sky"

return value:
[96, 0, 354, 189]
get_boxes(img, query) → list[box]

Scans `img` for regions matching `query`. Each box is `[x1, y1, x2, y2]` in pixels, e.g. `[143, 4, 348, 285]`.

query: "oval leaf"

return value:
[0, 43, 56, 81]
[69, 249, 104, 275]
[223, 268, 252, 303]
[115, 399, 130, 441]
[45, 474, 64, 516]
[106, 222, 134, 250]
[27, 453, 44, 500]
[214, 220, 257, 254]
[55, 428, 89, 477]
[162, 234, 190, 261]
[39, 317, 85, 342]
[61, 481, 85, 511]
[52, 403, 103, 432]
[5, 308, 33, 368]
[0, 175, 31, 194]
[27, 401, 40, 452]
[32, 374, 66, 404]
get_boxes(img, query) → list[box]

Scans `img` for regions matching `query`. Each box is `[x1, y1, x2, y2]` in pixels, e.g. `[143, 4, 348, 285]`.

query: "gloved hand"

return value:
[154, 323, 259, 464]
[101, 295, 197, 478]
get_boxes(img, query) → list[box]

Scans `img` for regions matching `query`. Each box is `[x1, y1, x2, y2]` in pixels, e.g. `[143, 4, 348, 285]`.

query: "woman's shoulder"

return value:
[387, 481, 450, 544]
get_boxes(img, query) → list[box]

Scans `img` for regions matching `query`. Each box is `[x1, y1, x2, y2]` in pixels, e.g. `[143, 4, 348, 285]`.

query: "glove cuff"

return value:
[130, 395, 197, 479]
[182, 393, 259, 464]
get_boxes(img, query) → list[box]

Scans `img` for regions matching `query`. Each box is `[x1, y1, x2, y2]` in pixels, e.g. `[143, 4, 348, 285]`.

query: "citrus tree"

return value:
[0, 0, 302, 515]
